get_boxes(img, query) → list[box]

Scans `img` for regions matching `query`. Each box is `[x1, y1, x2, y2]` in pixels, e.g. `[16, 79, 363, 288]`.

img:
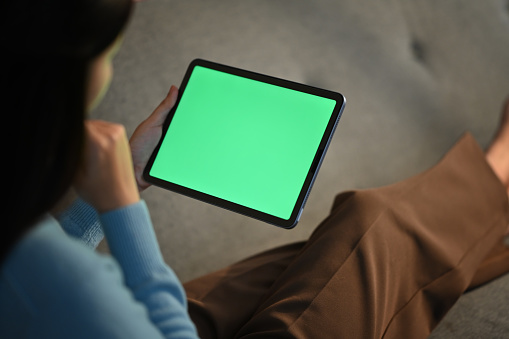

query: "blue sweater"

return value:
[0, 199, 199, 338]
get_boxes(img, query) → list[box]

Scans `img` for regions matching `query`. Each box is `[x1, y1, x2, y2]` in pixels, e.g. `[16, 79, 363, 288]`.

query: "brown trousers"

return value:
[184, 134, 509, 338]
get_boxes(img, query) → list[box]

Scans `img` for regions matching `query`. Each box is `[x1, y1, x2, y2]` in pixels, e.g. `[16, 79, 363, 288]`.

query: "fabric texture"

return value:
[184, 133, 509, 338]
[2, 133, 509, 338]
[0, 201, 199, 339]
[57, 199, 104, 249]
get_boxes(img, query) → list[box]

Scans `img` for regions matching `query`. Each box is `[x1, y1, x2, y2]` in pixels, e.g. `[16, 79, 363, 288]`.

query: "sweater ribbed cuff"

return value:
[58, 199, 104, 249]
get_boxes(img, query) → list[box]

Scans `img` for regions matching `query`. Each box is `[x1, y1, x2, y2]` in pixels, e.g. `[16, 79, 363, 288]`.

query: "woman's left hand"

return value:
[130, 85, 178, 192]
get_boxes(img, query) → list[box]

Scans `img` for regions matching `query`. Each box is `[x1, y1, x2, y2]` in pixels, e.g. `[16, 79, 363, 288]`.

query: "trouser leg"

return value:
[184, 242, 305, 339]
[185, 133, 509, 338]
[468, 238, 509, 289]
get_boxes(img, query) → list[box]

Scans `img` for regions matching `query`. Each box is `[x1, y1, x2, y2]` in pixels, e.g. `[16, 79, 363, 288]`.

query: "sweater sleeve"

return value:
[57, 198, 104, 249]
[99, 201, 199, 338]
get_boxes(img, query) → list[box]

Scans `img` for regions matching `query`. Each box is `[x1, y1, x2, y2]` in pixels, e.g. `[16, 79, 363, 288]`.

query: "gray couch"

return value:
[95, 0, 509, 337]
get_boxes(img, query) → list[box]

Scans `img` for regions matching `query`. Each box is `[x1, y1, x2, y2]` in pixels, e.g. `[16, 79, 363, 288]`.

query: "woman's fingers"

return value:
[129, 85, 178, 192]
[147, 85, 179, 126]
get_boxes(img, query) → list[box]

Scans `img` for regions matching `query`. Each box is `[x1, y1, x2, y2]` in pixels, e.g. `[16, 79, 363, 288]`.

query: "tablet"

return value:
[144, 59, 345, 228]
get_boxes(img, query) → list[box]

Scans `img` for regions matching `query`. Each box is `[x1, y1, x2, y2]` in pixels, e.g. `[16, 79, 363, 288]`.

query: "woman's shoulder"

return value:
[0, 215, 128, 337]
[2, 214, 116, 281]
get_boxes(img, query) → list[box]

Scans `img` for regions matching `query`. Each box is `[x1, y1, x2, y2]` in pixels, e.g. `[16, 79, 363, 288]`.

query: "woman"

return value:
[1, 0, 509, 338]
[2, 0, 196, 337]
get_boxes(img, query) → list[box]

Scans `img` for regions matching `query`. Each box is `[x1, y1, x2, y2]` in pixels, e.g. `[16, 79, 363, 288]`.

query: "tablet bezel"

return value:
[143, 59, 345, 228]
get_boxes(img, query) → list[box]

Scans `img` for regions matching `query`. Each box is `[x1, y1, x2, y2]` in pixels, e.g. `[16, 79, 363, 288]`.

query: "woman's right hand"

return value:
[75, 120, 140, 213]
[130, 85, 178, 192]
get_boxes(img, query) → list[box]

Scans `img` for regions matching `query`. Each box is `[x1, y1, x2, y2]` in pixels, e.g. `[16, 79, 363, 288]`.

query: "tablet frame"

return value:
[143, 59, 345, 228]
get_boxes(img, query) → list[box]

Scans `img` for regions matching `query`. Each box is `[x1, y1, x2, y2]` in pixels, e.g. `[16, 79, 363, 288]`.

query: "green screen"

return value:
[150, 66, 336, 219]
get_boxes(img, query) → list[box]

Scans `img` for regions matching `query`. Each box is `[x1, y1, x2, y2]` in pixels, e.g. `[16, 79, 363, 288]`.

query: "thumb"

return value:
[148, 85, 179, 126]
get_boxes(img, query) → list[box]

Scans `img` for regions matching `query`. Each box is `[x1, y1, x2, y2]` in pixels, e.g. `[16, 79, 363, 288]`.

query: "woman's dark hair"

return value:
[1, 0, 133, 262]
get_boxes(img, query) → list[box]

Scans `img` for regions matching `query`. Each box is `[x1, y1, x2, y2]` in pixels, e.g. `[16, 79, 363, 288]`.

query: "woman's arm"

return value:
[72, 113, 198, 337]
[52, 86, 178, 248]
[99, 201, 199, 337]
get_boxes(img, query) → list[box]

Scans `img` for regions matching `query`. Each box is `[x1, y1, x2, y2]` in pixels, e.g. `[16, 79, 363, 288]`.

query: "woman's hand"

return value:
[75, 120, 140, 213]
[130, 85, 178, 192]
